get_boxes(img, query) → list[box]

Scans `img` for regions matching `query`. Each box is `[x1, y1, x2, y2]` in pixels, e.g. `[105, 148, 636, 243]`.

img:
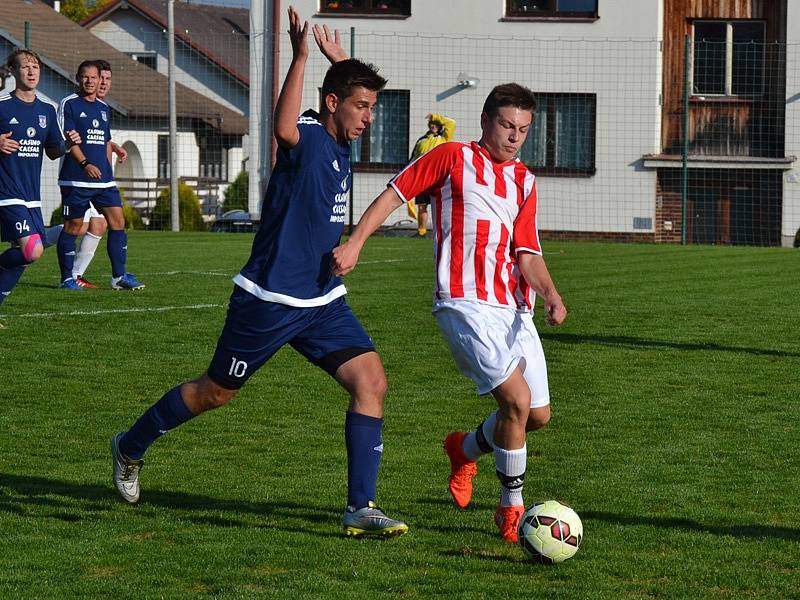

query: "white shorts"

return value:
[83, 203, 103, 222]
[433, 299, 550, 406]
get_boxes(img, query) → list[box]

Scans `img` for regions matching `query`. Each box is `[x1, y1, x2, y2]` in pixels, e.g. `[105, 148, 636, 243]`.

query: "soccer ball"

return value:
[517, 500, 583, 564]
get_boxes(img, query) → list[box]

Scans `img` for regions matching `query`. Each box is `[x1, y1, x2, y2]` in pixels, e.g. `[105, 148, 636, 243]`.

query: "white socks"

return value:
[73, 232, 102, 279]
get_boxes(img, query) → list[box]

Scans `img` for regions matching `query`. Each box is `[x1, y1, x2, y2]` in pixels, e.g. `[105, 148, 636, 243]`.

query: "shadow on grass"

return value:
[541, 332, 800, 358]
[583, 510, 800, 542]
[0, 472, 390, 539]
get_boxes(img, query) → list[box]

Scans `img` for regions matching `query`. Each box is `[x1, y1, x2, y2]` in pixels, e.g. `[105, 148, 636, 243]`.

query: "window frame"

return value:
[318, 0, 411, 18]
[504, 0, 599, 21]
[690, 19, 766, 99]
[351, 88, 410, 173]
[128, 51, 158, 71]
[519, 92, 597, 177]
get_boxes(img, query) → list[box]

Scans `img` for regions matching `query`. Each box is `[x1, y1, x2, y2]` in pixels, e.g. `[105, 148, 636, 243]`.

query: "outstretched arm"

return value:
[273, 6, 309, 149]
[517, 252, 567, 326]
[331, 187, 403, 276]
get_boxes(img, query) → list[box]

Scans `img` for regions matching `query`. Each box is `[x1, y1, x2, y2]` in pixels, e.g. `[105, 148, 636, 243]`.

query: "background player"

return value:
[0, 49, 79, 324]
[69, 59, 128, 289]
[110, 7, 407, 538]
[407, 113, 455, 237]
[56, 60, 143, 291]
[332, 83, 567, 544]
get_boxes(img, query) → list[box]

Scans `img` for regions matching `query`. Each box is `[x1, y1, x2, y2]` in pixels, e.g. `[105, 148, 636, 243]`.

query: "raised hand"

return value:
[287, 5, 309, 60]
[313, 23, 348, 64]
[0, 131, 19, 155]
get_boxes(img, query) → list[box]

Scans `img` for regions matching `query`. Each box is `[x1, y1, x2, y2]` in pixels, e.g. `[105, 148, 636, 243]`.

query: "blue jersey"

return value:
[58, 94, 114, 187]
[0, 93, 63, 207]
[233, 110, 351, 307]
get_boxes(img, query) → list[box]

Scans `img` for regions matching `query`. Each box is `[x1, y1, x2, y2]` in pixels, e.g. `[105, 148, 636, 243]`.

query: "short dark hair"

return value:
[6, 48, 41, 70]
[76, 60, 99, 80]
[320, 59, 387, 112]
[482, 83, 537, 118]
[95, 59, 112, 73]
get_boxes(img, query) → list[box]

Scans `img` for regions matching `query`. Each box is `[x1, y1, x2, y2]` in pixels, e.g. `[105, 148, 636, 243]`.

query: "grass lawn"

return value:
[0, 232, 798, 599]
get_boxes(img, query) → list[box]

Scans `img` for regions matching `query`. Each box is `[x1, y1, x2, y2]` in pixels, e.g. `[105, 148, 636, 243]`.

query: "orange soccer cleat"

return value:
[443, 431, 478, 509]
[495, 504, 525, 544]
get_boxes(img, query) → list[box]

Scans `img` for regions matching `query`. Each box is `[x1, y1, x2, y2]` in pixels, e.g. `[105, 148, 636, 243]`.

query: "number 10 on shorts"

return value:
[229, 357, 248, 378]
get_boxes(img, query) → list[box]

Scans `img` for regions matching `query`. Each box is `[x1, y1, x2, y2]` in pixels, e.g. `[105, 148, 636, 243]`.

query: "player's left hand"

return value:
[313, 24, 348, 64]
[544, 295, 567, 326]
[113, 143, 128, 163]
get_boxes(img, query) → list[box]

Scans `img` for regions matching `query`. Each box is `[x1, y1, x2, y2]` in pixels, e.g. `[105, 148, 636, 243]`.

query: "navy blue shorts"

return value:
[60, 186, 121, 220]
[0, 205, 46, 243]
[207, 286, 375, 389]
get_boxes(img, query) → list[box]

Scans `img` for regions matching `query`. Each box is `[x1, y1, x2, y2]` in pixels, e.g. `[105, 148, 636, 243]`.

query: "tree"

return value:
[222, 170, 248, 212]
[151, 183, 207, 231]
[61, 0, 113, 23]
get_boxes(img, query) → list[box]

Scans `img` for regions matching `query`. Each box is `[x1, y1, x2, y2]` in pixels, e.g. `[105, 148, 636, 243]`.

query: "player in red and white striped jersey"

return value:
[333, 83, 567, 544]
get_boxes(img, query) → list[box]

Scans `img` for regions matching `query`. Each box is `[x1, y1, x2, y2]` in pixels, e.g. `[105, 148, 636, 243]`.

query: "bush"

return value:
[223, 170, 249, 212]
[151, 183, 206, 231]
[795, 228, 800, 248]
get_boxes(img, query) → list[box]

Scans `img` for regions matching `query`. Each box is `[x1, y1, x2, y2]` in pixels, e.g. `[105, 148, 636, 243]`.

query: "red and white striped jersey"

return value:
[390, 141, 542, 312]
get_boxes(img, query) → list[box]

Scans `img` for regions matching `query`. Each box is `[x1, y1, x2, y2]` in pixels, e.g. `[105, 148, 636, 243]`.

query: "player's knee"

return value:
[21, 234, 44, 263]
[527, 406, 551, 431]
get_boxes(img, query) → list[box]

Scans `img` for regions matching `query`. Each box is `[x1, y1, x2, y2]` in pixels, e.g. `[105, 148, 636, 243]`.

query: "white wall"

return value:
[282, 0, 663, 233]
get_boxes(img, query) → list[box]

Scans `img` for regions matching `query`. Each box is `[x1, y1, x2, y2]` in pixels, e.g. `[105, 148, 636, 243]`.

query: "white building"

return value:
[264, 0, 797, 246]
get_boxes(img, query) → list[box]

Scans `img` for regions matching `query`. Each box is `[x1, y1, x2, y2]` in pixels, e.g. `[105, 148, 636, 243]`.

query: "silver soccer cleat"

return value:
[111, 432, 144, 503]
[342, 501, 409, 538]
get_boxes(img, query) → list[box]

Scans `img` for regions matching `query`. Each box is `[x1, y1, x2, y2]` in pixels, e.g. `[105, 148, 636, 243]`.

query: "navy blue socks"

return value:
[119, 386, 196, 460]
[344, 411, 384, 509]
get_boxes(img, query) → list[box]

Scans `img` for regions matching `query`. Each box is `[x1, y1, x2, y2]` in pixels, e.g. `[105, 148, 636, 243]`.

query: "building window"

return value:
[519, 93, 596, 176]
[158, 135, 170, 179]
[692, 20, 765, 97]
[199, 135, 226, 181]
[351, 89, 409, 171]
[319, 0, 410, 16]
[128, 52, 157, 71]
[506, 0, 598, 19]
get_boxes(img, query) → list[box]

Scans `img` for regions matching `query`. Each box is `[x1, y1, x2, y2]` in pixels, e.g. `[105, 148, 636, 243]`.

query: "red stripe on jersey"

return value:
[449, 158, 466, 298]
[493, 163, 507, 198]
[474, 220, 490, 301]
[492, 224, 510, 305]
[514, 163, 528, 207]
[472, 150, 486, 186]
[513, 181, 542, 254]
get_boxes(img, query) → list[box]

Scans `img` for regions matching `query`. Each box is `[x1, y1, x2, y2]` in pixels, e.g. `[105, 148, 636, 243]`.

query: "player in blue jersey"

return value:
[0, 49, 80, 324]
[56, 60, 143, 291]
[111, 7, 407, 538]
[68, 60, 128, 289]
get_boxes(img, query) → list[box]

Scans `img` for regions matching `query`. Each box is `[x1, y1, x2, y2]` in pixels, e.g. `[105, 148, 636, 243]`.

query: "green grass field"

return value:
[0, 232, 798, 599]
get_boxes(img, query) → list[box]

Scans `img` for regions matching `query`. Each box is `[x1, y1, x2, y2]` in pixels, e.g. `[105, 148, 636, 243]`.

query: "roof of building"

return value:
[82, 0, 249, 86]
[0, 0, 246, 135]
